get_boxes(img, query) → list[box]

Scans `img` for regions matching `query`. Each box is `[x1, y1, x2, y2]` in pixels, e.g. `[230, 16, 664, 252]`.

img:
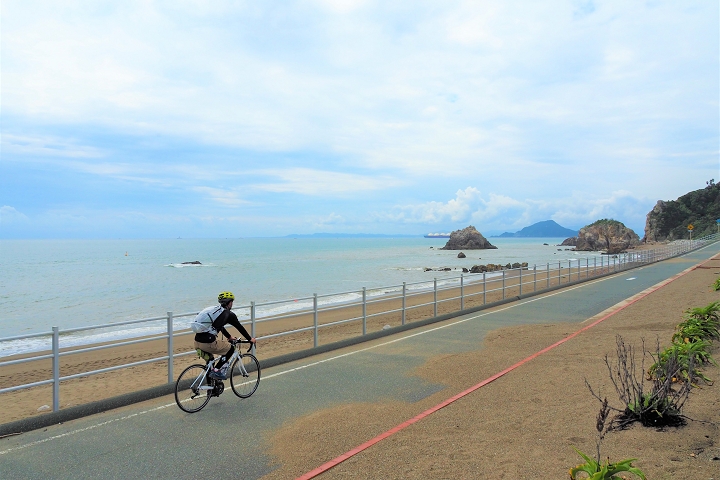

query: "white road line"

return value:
[0, 259, 691, 456]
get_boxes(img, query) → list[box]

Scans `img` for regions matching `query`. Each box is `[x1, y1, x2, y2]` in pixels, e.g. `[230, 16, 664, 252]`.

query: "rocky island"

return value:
[562, 219, 640, 254]
[440, 226, 497, 250]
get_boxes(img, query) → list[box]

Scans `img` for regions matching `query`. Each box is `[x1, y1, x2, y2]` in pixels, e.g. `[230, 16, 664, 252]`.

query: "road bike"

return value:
[174, 339, 260, 413]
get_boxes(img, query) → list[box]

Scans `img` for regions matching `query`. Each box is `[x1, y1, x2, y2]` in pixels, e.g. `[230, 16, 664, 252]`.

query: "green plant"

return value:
[569, 400, 646, 479]
[672, 316, 720, 344]
[648, 339, 716, 385]
[685, 301, 720, 324]
[672, 302, 720, 343]
[569, 448, 646, 479]
[713, 277, 720, 291]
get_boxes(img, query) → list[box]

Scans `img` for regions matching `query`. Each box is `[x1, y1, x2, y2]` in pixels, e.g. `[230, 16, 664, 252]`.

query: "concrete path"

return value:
[1, 243, 718, 479]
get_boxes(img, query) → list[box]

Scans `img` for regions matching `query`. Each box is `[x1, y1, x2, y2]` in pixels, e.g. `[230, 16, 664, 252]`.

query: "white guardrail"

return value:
[1, 235, 718, 413]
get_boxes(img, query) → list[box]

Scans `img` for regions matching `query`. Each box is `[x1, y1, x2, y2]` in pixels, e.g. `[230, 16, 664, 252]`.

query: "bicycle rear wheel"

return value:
[175, 364, 212, 413]
[230, 354, 260, 398]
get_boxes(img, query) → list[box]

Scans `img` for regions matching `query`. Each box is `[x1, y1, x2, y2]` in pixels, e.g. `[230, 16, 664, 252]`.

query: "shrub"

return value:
[648, 339, 716, 386]
[684, 301, 720, 325]
[587, 336, 689, 428]
[672, 316, 720, 344]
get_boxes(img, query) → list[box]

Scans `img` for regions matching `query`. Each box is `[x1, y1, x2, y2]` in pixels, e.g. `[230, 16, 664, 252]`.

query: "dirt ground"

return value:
[259, 255, 720, 479]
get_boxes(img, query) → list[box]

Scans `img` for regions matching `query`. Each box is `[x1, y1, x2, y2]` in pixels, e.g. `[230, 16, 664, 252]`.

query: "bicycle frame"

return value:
[183, 340, 256, 398]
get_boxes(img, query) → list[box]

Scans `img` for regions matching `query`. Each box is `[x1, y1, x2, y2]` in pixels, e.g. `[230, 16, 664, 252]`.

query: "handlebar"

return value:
[230, 338, 256, 353]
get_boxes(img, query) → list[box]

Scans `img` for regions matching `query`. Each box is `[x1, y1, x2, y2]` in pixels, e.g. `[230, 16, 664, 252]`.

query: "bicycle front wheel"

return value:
[175, 364, 212, 413]
[230, 354, 260, 398]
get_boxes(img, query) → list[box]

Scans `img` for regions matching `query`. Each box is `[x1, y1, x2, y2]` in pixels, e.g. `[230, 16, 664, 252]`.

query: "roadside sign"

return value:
[687, 224, 694, 230]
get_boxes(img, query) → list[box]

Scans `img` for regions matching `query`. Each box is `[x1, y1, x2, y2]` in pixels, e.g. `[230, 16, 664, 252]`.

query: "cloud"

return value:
[2, 134, 106, 158]
[313, 212, 345, 228]
[0, 206, 30, 225]
[192, 187, 252, 207]
[0, 1, 715, 238]
[251, 168, 404, 196]
[384, 187, 485, 224]
[382, 187, 651, 234]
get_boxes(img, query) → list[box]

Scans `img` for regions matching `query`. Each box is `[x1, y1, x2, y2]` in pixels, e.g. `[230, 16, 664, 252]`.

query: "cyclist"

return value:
[193, 291, 255, 380]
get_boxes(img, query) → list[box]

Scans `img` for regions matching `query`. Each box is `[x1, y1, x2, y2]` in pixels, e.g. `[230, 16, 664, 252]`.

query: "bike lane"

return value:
[1, 243, 718, 479]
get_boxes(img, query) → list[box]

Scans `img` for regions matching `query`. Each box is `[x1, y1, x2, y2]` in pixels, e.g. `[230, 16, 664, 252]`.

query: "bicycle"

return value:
[174, 339, 260, 413]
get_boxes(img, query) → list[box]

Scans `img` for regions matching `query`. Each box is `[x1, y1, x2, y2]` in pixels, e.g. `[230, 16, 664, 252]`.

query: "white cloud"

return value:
[3, 1, 715, 179]
[251, 168, 404, 196]
[383, 187, 652, 234]
[192, 187, 251, 207]
[313, 212, 345, 228]
[0, 1, 715, 238]
[0, 206, 30, 226]
[1, 134, 106, 158]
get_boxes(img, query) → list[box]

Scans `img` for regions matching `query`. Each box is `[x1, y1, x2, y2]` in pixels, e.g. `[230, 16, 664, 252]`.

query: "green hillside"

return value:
[646, 180, 720, 241]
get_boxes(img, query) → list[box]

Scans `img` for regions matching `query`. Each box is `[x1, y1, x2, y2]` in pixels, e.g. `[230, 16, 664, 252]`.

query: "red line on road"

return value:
[295, 259, 705, 479]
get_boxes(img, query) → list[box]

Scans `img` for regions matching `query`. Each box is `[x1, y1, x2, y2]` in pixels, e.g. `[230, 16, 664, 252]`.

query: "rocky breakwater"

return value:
[469, 262, 528, 273]
[424, 262, 529, 273]
[562, 219, 640, 254]
[440, 226, 497, 250]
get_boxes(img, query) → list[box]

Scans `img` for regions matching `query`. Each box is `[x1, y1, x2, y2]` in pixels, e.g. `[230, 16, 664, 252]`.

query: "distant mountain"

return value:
[494, 220, 578, 238]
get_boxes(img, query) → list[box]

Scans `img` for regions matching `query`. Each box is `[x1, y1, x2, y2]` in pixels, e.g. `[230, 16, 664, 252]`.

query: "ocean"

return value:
[0, 237, 599, 357]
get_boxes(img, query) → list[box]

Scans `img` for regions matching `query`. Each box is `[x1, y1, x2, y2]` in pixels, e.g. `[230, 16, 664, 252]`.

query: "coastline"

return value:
[0, 243, 663, 425]
[0, 267, 584, 425]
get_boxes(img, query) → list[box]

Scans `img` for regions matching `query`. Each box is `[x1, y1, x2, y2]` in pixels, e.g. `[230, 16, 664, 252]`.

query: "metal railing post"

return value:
[250, 302, 256, 354]
[362, 287, 367, 335]
[483, 272, 487, 304]
[402, 282, 406, 325]
[502, 270, 506, 299]
[533, 265, 537, 292]
[166, 312, 174, 384]
[433, 278, 438, 317]
[52, 326, 60, 412]
[519, 265, 522, 296]
[313, 294, 318, 347]
[546, 263, 550, 288]
[460, 274, 464, 310]
[558, 261, 561, 284]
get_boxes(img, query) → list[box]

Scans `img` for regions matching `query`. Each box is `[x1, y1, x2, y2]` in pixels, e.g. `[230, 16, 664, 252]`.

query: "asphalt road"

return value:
[1, 243, 718, 479]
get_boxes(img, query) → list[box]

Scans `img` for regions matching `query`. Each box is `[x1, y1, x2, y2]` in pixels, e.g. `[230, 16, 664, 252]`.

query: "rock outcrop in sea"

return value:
[562, 219, 640, 254]
[440, 226, 497, 250]
[560, 237, 577, 246]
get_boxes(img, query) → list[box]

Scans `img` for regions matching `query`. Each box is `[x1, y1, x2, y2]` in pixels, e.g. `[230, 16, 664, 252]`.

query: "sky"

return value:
[1, 0, 718, 239]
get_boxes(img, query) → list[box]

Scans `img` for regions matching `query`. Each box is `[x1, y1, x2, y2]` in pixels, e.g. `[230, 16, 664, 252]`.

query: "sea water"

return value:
[0, 237, 599, 356]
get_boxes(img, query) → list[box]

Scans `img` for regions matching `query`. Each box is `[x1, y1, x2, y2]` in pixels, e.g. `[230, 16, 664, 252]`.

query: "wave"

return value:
[164, 262, 216, 268]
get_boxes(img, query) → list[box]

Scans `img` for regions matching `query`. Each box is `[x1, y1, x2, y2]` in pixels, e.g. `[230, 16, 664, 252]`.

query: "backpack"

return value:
[190, 305, 224, 334]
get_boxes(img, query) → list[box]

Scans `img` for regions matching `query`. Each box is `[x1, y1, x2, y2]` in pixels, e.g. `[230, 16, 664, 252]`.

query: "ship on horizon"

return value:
[424, 232, 451, 238]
